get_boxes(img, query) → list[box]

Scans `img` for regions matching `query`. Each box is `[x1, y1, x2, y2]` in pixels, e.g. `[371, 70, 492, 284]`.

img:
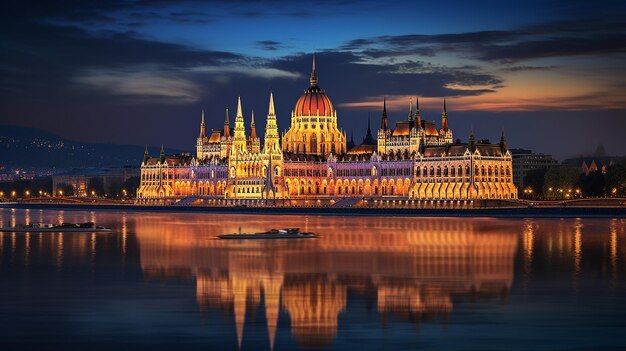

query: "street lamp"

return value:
[59, 190, 63, 197]
[11, 190, 16, 197]
[91, 190, 96, 196]
[25, 190, 30, 197]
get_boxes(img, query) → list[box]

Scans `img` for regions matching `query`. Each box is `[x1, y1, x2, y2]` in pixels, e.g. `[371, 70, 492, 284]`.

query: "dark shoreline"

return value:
[1, 202, 626, 218]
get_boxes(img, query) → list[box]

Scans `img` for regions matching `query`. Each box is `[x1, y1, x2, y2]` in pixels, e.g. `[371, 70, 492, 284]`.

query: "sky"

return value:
[1, 0, 625, 160]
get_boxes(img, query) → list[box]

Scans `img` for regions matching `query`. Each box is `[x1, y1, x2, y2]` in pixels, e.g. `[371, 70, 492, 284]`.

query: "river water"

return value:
[1, 208, 625, 350]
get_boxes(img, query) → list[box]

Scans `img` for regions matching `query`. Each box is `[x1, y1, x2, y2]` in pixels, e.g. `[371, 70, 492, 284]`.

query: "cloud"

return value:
[339, 90, 625, 113]
[501, 65, 558, 72]
[340, 19, 626, 63]
[74, 67, 201, 104]
[256, 40, 284, 51]
[188, 65, 301, 79]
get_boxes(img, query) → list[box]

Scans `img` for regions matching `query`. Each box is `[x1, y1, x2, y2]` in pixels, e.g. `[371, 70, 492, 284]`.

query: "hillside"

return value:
[0, 125, 187, 168]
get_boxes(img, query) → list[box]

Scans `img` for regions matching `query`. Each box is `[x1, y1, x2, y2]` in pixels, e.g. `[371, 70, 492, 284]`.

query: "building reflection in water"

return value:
[1, 209, 625, 350]
[135, 215, 518, 349]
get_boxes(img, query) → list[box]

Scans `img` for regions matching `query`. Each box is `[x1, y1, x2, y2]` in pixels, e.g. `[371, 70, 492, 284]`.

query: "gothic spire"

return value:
[236, 96, 243, 118]
[264, 91, 280, 155]
[500, 128, 507, 150]
[468, 128, 476, 152]
[441, 98, 449, 131]
[381, 97, 389, 130]
[408, 97, 413, 121]
[415, 96, 421, 127]
[159, 144, 165, 162]
[223, 107, 230, 136]
[250, 109, 257, 139]
[232, 96, 248, 153]
[268, 91, 275, 116]
[363, 112, 376, 145]
[143, 145, 149, 163]
[199, 109, 206, 138]
[310, 55, 318, 87]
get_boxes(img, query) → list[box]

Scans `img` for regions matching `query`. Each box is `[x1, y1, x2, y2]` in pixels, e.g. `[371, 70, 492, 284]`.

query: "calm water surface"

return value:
[1, 208, 625, 350]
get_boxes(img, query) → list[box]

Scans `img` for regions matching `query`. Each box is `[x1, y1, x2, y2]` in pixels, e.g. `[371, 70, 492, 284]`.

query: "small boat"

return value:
[218, 228, 317, 239]
[0, 222, 112, 233]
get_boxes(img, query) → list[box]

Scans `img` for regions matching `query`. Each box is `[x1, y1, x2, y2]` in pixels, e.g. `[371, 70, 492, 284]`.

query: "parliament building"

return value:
[137, 58, 517, 206]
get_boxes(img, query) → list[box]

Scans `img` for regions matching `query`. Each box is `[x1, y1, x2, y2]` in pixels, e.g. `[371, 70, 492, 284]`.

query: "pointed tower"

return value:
[500, 128, 508, 152]
[441, 98, 449, 131]
[199, 109, 206, 138]
[414, 96, 421, 128]
[249, 109, 260, 153]
[232, 96, 248, 154]
[159, 144, 165, 163]
[220, 106, 233, 158]
[310, 54, 318, 87]
[264, 92, 281, 155]
[363, 113, 376, 145]
[347, 130, 355, 151]
[439, 98, 453, 144]
[223, 107, 231, 136]
[196, 110, 209, 160]
[408, 97, 414, 122]
[468, 128, 476, 152]
[250, 110, 257, 139]
[143, 145, 150, 163]
[381, 97, 389, 130]
[263, 92, 283, 196]
[378, 97, 389, 154]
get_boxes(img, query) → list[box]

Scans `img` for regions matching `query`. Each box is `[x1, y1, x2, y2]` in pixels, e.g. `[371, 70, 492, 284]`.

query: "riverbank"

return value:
[1, 202, 625, 218]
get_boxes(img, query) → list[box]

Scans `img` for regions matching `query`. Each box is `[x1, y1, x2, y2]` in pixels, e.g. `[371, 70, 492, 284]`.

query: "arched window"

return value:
[311, 134, 317, 153]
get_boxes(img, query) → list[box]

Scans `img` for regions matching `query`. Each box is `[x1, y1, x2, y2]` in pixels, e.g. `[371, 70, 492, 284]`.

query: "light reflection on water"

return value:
[0, 209, 625, 350]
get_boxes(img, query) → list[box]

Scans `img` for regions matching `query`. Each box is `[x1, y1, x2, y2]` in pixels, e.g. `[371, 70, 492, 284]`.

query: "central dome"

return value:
[294, 57, 334, 117]
[295, 86, 334, 117]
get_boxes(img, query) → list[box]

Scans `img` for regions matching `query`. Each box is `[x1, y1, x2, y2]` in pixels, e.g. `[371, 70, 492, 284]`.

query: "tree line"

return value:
[0, 176, 140, 199]
[522, 163, 626, 199]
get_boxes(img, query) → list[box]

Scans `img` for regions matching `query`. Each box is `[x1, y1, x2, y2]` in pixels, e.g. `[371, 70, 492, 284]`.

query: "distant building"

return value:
[562, 157, 625, 176]
[52, 166, 139, 196]
[510, 149, 558, 188]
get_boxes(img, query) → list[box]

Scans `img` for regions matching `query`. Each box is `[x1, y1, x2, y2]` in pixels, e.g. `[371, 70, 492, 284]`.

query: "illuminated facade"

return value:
[137, 58, 517, 204]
